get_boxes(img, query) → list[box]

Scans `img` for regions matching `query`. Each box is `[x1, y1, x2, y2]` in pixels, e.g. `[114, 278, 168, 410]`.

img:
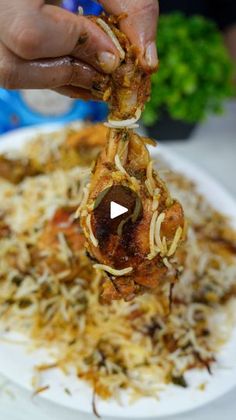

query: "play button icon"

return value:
[110, 201, 128, 220]
[93, 185, 143, 243]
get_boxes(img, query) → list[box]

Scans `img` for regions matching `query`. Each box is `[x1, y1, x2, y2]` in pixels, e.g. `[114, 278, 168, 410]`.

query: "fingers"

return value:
[0, 0, 120, 73]
[53, 86, 95, 100]
[98, 0, 159, 71]
[0, 42, 107, 91]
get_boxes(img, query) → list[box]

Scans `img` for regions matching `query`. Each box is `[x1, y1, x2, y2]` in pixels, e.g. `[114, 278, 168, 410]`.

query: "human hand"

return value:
[98, 0, 159, 71]
[0, 0, 158, 98]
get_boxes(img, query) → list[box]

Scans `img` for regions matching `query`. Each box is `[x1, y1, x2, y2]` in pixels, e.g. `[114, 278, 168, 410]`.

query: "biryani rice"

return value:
[0, 126, 236, 401]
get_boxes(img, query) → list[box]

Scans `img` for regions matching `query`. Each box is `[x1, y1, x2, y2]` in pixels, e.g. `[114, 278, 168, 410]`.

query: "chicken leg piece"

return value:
[78, 15, 185, 303]
[79, 127, 185, 303]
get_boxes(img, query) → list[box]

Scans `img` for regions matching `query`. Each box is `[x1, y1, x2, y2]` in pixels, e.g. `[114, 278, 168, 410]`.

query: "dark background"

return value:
[159, 0, 236, 30]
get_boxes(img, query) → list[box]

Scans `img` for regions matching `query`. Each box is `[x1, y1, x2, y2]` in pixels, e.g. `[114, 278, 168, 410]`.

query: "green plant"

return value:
[143, 13, 234, 126]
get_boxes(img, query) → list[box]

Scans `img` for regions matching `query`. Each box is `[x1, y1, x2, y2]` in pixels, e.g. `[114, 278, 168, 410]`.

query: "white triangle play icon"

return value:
[110, 201, 128, 219]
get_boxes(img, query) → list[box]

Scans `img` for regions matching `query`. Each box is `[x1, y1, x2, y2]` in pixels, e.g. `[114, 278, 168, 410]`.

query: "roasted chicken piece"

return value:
[34, 207, 95, 283]
[0, 155, 40, 184]
[30, 124, 108, 172]
[26, 123, 109, 173]
[65, 124, 108, 167]
[26, 124, 108, 173]
[78, 14, 185, 303]
[79, 127, 185, 303]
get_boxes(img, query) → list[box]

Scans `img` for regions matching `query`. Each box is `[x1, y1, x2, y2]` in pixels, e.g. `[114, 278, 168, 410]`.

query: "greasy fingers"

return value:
[0, 0, 120, 73]
[0, 0, 158, 98]
[98, 0, 159, 71]
[53, 86, 95, 100]
[0, 42, 107, 92]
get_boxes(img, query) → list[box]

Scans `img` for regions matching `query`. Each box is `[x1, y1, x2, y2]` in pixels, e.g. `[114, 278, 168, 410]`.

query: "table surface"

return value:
[0, 101, 235, 420]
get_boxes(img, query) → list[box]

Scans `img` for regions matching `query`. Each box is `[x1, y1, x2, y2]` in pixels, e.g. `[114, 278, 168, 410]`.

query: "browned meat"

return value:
[78, 15, 185, 303]
[64, 124, 108, 166]
[0, 125, 108, 184]
[0, 156, 40, 184]
[79, 129, 185, 303]
[39, 207, 84, 253]
[0, 213, 11, 239]
[90, 14, 151, 119]
[35, 207, 95, 283]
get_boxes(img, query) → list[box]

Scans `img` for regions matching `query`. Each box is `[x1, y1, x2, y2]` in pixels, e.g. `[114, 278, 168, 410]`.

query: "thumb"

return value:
[98, 0, 159, 71]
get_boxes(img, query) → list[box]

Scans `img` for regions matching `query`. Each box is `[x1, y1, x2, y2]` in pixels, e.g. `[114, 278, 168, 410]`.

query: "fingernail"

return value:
[145, 42, 158, 70]
[97, 52, 117, 73]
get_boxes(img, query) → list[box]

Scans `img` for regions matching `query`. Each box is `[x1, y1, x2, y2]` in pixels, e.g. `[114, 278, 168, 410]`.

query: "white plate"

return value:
[0, 124, 236, 419]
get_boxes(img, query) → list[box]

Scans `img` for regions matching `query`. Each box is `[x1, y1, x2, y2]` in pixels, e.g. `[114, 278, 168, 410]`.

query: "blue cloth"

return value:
[0, 89, 108, 134]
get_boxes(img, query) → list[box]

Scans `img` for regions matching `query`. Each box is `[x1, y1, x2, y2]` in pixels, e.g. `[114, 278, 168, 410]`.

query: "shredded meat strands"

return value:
[78, 14, 185, 302]
[91, 14, 151, 121]
[0, 126, 236, 403]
